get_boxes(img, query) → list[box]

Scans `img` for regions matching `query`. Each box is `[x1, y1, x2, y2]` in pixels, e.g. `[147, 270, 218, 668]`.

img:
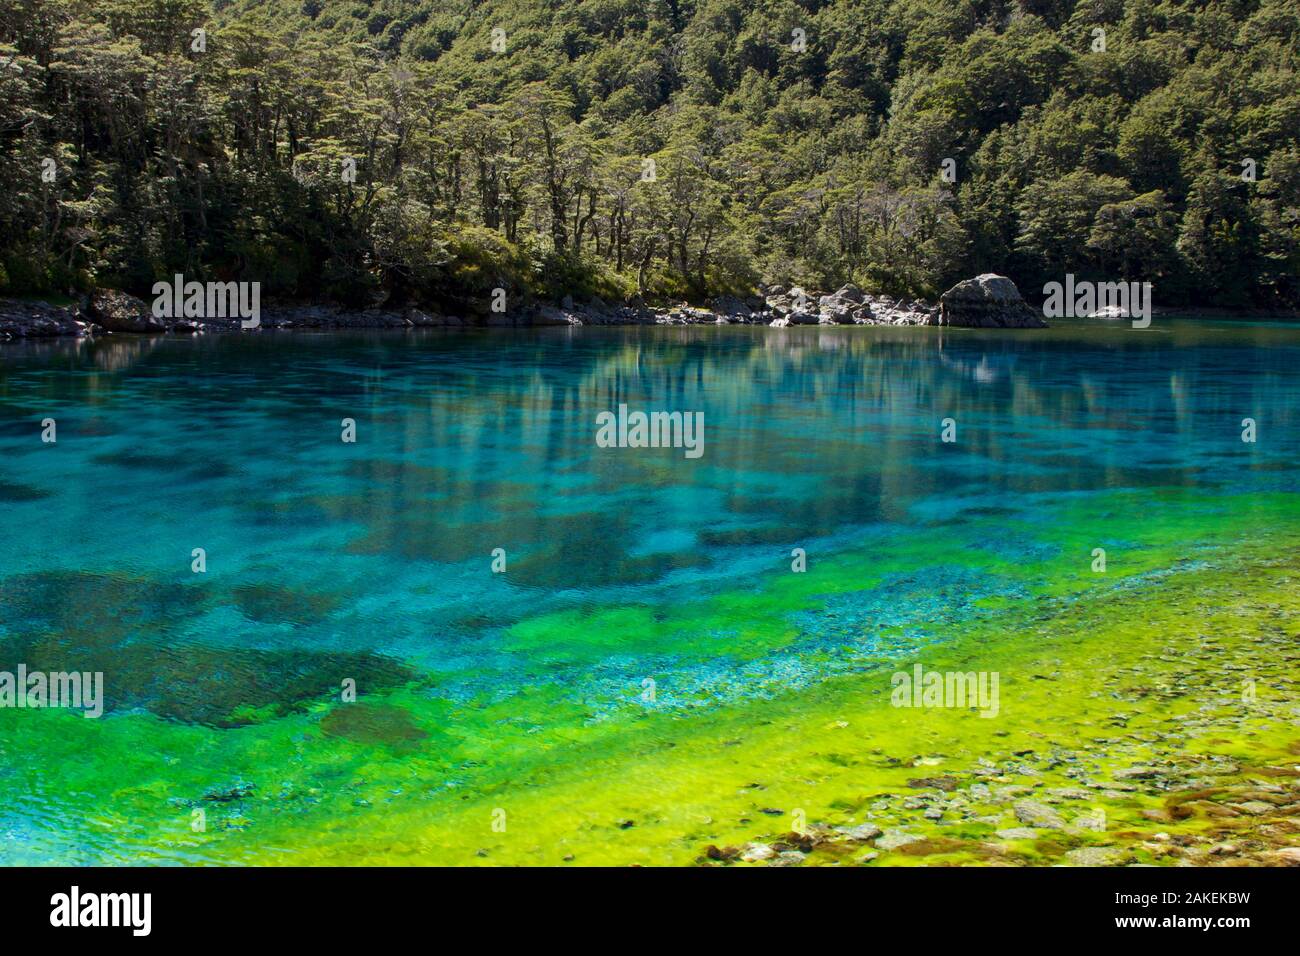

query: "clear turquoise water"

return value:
[1, 318, 1298, 863]
[3, 320, 1299, 698]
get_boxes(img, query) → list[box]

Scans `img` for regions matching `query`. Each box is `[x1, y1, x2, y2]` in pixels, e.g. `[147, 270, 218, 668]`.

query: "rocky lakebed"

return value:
[694, 549, 1300, 869]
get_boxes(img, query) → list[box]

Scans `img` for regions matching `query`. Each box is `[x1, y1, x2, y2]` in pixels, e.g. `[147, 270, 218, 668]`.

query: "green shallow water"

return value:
[0, 319, 1297, 865]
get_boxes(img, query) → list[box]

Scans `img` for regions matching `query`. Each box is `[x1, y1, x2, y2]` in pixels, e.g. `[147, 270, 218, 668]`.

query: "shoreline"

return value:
[0, 275, 1077, 339]
[3, 293, 1297, 343]
[1, 285, 928, 339]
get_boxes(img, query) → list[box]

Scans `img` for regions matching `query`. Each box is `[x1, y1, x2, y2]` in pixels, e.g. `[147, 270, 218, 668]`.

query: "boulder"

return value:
[834, 283, 866, 304]
[89, 290, 165, 333]
[710, 294, 753, 319]
[934, 274, 1047, 328]
[764, 294, 793, 314]
[530, 306, 580, 327]
[816, 284, 863, 324]
[786, 286, 817, 310]
[0, 299, 88, 339]
[404, 308, 444, 327]
[875, 830, 922, 851]
[834, 823, 883, 842]
[1013, 799, 1065, 828]
[819, 305, 854, 324]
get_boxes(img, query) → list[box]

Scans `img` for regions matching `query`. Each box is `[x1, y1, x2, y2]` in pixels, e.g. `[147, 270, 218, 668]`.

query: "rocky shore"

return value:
[0, 274, 1047, 341]
[694, 549, 1300, 869]
[702, 747, 1300, 868]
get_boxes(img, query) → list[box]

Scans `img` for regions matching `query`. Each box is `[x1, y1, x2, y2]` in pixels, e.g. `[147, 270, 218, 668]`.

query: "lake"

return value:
[1, 318, 1297, 864]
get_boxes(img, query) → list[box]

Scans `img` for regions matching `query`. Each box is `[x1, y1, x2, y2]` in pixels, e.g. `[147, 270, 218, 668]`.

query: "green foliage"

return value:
[0, 0, 1296, 308]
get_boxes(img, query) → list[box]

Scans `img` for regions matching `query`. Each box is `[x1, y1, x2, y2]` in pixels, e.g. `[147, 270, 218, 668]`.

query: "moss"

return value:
[320, 702, 428, 751]
[1, 502, 1296, 865]
[0, 570, 416, 727]
[231, 583, 344, 626]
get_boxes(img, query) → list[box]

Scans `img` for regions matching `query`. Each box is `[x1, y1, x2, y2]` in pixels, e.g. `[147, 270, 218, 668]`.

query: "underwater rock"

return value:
[704, 845, 740, 862]
[231, 582, 344, 627]
[995, 827, 1040, 840]
[835, 823, 883, 842]
[1062, 846, 1127, 866]
[320, 703, 427, 750]
[0, 569, 415, 726]
[875, 830, 922, 851]
[510, 542, 707, 589]
[1113, 766, 1161, 780]
[771, 851, 807, 866]
[204, 781, 256, 802]
[0, 480, 52, 502]
[1013, 800, 1065, 828]
[739, 843, 775, 862]
[772, 831, 817, 853]
[1045, 787, 1092, 800]
[699, 525, 807, 547]
[1230, 801, 1275, 816]
[0, 569, 204, 637]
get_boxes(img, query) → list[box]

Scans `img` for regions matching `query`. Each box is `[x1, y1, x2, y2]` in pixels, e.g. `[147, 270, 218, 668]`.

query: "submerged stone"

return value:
[231, 582, 344, 626]
[1062, 846, 1126, 866]
[0, 570, 416, 727]
[204, 781, 256, 802]
[320, 702, 427, 750]
[0, 480, 51, 502]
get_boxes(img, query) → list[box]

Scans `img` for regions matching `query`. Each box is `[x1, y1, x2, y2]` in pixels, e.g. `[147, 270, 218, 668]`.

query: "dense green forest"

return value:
[1, 0, 1297, 312]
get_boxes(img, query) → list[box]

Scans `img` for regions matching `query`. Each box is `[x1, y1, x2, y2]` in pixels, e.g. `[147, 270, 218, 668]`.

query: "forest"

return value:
[0, 0, 1296, 313]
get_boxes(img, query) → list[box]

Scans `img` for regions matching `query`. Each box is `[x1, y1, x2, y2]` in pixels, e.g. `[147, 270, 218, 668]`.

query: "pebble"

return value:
[1013, 799, 1065, 828]
[834, 823, 883, 842]
[994, 827, 1040, 840]
[1062, 846, 1126, 866]
[875, 830, 922, 851]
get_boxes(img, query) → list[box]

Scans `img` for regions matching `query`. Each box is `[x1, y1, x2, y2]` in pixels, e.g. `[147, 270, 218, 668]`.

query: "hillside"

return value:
[1, 0, 1297, 311]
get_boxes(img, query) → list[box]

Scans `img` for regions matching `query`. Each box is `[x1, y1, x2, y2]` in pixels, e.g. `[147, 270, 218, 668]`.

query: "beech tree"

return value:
[0, 0, 1295, 308]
